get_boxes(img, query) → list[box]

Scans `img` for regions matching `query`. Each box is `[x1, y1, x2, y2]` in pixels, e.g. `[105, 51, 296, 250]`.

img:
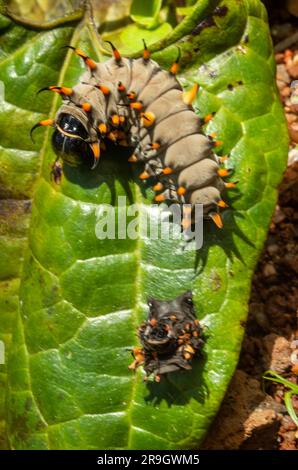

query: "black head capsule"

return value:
[129, 291, 204, 380]
[51, 113, 94, 167]
[56, 113, 89, 138]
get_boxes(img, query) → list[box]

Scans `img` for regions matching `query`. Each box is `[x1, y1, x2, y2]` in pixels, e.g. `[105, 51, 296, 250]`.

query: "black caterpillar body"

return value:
[31, 43, 235, 228]
[129, 291, 204, 381]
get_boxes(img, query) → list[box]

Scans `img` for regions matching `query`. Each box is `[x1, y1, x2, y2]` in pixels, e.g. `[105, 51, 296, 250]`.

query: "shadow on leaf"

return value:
[144, 350, 209, 407]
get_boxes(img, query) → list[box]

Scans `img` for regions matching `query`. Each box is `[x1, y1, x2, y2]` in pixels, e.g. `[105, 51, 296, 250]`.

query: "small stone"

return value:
[287, 0, 298, 17]
[202, 370, 284, 450]
[284, 254, 298, 273]
[287, 63, 298, 79]
[275, 53, 285, 64]
[281, 86, 291, 98]
[277, 79, 286, 91]
[290, 103, 298, 114]
[267, 244, 279, 255]
[289, 122, 298, 143]
[250, 302, 270, 330]
[286, 112, 298, 124]
[263, 334, 292, 374]
[277, 64, 290, 83]
[263, 263, 277, 277]
[285, 49, 294, 65]
[290, 340, 298, 350]
[281, 415, 297, 431]
[273, 206, 286, 224]
[288, 148, 298, 165]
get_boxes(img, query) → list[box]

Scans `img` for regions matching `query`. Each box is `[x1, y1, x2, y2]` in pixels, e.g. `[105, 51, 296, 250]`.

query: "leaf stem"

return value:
[3, 8, 84, 31]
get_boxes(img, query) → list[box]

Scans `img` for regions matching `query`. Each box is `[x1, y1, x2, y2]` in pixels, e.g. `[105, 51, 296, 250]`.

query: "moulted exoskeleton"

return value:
[128, 291, 204, 382]
[31, 42, 237, 228]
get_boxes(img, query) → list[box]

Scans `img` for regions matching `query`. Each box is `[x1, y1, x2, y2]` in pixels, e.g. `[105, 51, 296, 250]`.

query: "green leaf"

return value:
[176, 7, 196, 17]
[263, 370, 298, 392]
[130, 0, 163, 29]
[284, 392, 298, 427]
[263, 371, 298, 426]
[0, 14, 75, 449]
[103, 22, 173, 57]
[0, 0, 288, 449]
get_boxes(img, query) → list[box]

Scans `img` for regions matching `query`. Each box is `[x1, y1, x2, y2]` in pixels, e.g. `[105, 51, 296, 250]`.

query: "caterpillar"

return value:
[128, 291, 204, 382]
[31, 42, 237, 229]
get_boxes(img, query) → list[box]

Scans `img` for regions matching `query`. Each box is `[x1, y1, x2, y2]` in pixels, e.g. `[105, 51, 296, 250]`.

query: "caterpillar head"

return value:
[52, 105, 100, 169]
[147, 291, 195, 323]
[139, 291, 197, 353]
[132, 291, 204, 378]
[30, 104, 101, 170]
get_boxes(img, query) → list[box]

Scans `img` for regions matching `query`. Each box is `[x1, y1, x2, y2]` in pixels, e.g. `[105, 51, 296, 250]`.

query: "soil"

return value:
[202, 3, 298, 450]
[202, 163, 298, 450]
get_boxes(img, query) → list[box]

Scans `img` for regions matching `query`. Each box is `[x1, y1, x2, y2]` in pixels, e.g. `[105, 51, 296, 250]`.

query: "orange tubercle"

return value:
[111, 115, 120, 126]
[49, 86, 73, 96]
[143, 48, 150, 61]
[113, 49, 121, 62]
[97, 84, 110, 95]
[91, 142, 100, 159]
[211, 213, 223, 229]
[85, 58, 97, 70]
[105, 41, 122, 63]
[141, 112, 155, 127]
[130, 102, 143, 111]
[170, 62, 180, 75]
[75, 48, 85, 57]
[183, 83, 199, 105]
[153, 182, 163, 192]
[177, 186, 186, 196]
[217, 200, 228, 208]
[82, 102, 91, 112]
[225, 181, 237, 189]
[218, 168, 229, 177]
[127, 91, 136, 100]
[143, 39, 150, 61]
[204, 113, 214, 123]
[40, 119, 54, 127]
[128, 154, 138, 163]
[98, 123, 107, 134]
[107, 131, 118, 141]
[118, 82, 126, 92]
[139, 171, 150, 180]
[150, 142, 160, 150]
[162, 167, 173, 175]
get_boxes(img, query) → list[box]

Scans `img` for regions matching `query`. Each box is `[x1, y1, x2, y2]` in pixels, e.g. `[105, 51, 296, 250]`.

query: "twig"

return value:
[275, 31, 298, 53]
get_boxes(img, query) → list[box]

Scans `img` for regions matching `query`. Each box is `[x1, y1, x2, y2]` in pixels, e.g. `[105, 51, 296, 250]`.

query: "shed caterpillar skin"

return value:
[31, 43, 237, 228]
[128, 291, 204, 382]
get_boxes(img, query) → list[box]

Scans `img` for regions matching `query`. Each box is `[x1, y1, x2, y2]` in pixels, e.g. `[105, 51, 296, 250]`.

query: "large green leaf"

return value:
[130, 0, 163, 29]
[0, 0, 288, 449]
